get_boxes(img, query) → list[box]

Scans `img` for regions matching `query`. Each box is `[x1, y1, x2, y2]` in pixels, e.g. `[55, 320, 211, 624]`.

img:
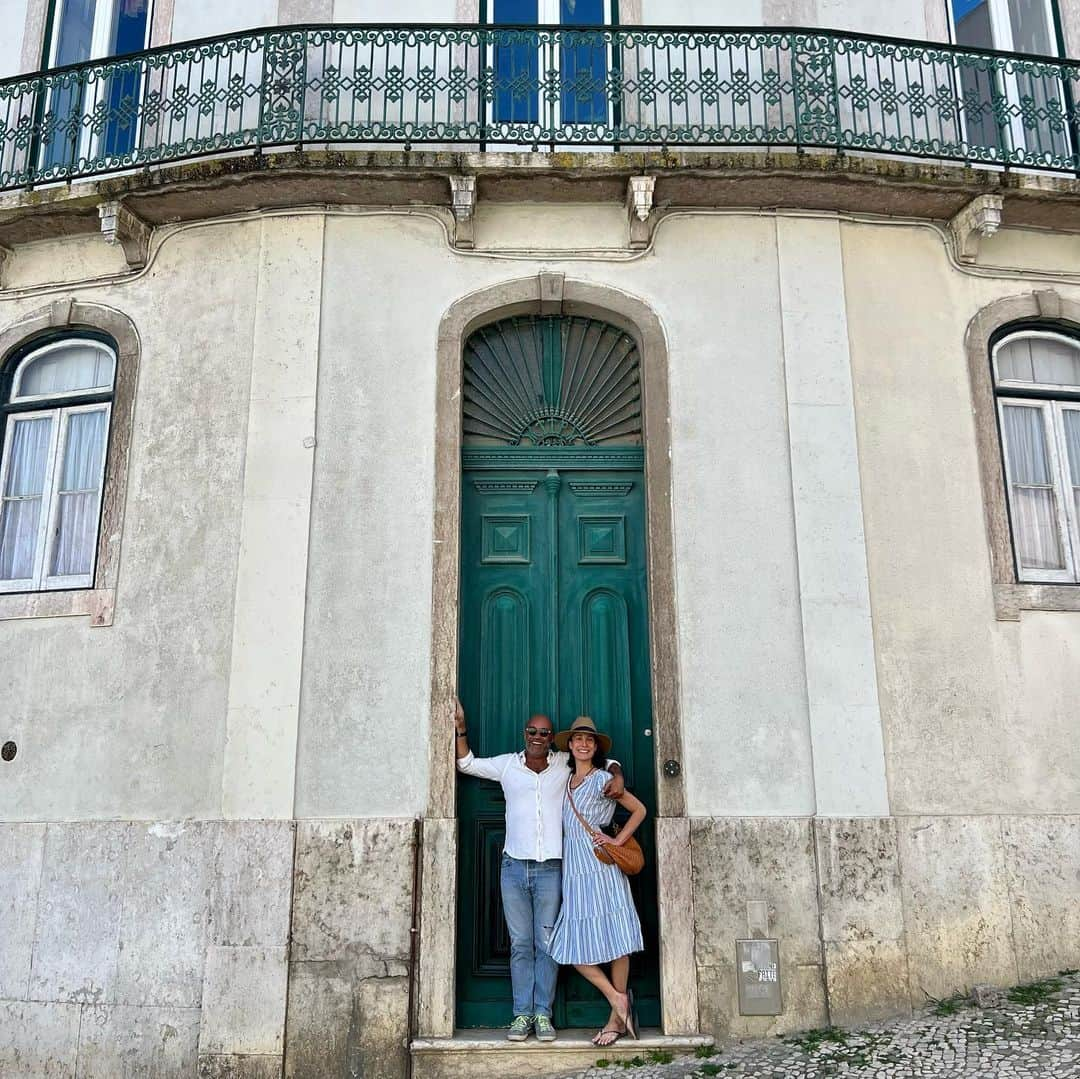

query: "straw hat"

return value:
[553, 716, 612, 754]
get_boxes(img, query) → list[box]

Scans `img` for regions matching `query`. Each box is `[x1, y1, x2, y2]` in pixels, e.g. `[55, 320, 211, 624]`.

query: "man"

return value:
[454, 698, 624, 1042]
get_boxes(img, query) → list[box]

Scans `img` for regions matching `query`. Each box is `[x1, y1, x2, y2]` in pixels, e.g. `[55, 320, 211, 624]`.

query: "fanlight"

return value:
[463, 316, 642, 446]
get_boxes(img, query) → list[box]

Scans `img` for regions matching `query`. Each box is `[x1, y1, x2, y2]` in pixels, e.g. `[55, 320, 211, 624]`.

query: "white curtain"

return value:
[51, 410, 107, 578]
[1063, 410, 1080, 531]
[1003, 405, 1064, 571]
[0, 417, 53, 581]
[19, 344, 114, 399]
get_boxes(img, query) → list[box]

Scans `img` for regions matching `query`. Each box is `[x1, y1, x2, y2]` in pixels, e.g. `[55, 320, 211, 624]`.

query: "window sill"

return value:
[0, 587, 114, 626]
[994, 583, 1080, 621]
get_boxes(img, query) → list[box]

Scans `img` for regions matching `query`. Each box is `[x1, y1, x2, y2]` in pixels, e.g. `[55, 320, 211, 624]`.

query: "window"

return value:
[948, 0, 1067, 159]
[994, 330, 1080, 582]
[0, 338, 115, 592]
[41, 0, 152, 171]
[486, 0, 613, 128]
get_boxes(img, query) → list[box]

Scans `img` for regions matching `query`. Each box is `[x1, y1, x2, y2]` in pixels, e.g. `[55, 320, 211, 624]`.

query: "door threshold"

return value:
[411, 1030, 713, 1079]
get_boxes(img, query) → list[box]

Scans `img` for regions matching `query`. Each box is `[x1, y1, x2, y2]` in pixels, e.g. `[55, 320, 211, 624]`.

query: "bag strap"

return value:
[565, 775, 595, 837]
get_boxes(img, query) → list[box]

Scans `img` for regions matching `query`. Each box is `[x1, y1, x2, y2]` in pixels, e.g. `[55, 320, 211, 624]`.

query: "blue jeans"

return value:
[500, 854, 561, 1018]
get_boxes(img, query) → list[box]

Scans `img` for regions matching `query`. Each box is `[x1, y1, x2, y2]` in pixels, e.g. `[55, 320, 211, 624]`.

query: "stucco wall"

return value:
[0, 222, 261, 821]
[0, 0, 28, 80]
[843, 221, 1080, 816]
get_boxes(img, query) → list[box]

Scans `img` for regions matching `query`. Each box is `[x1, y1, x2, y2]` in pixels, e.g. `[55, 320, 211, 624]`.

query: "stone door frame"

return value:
[417, 274, 698, 1038]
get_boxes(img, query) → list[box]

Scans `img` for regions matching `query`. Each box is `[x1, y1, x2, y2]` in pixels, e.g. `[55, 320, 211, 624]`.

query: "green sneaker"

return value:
[506, 1015, 532, 1042]
[534, 1014, 557, 1042]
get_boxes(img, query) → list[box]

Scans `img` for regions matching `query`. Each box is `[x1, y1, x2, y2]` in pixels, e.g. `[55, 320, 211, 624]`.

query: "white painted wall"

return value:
[171, 0, 278, 43]
[844, 222, 1080, 816]
[0, 0, 28, 79]
[2, 203, 1079, 823]
[641, 0, 929, 37]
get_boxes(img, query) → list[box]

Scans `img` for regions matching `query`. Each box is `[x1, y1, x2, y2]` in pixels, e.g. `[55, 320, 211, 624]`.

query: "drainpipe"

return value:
[405, 816, 423, 1079]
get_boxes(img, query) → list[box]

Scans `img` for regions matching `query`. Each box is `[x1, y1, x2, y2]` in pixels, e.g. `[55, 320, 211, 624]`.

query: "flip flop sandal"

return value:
[594, 1028, 626, 1047]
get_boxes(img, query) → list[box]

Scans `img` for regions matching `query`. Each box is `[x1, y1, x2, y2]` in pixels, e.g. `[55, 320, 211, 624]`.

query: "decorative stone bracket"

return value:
[949, 193, 1003, 263]
[98, 200, 152, 269]
[448, 174, 477, 249]
[627, 175, 657, 249]
[0, 244, 11, 288]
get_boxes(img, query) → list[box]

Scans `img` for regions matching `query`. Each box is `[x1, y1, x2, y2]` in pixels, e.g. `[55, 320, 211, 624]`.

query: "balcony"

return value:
[1, 22, 1079, 194]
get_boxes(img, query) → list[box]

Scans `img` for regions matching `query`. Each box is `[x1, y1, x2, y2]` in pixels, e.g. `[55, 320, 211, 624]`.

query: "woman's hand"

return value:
[592, 830, 622, 848]
[453, 696, 466, 734]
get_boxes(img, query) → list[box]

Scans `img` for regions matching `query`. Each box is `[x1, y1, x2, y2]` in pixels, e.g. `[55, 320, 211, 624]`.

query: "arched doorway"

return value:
[454, 313, 661, 1029]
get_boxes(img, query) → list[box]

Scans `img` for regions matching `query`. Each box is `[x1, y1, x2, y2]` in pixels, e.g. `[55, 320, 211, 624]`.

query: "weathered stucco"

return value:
[0, 162, 1079, 1075]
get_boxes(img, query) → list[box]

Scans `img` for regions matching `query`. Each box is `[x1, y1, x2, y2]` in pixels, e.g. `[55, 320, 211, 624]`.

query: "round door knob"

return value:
[663, 759, 681, 778]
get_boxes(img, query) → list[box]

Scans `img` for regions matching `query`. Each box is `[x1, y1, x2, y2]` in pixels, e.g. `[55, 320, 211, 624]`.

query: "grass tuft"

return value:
[784, 1026, 849, 1052]
[694, 1043, 718, 1058]
[1007, 977, 1063, 1006]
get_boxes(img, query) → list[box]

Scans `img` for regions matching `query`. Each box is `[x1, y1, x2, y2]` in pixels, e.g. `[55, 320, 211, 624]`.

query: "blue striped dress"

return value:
[549, 769, 644, 966]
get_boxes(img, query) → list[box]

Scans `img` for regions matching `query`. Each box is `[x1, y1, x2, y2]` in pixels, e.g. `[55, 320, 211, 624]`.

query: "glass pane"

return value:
[3, 417, 52, 497]
[561, 0, 607, 124]
[1031, 338, 1080, 386]
[17, 343, 115, 398]
[50, 410, 107, 578]
[1003, 404, 1052, 484]
[1009, 0, 1054, 55]
[102, 0, 150, 158]
[54, 0, 97, 66]
[0, 415, 53, 581]
[0, 499, 42, 580]
[996, 337, 1035, 382]
[493, 0, 539, 124]
[42, 0, 98, 171]
[51, 492, 98, 576]
[59, 410, 107, 491]
[954, 0, 995, 48]
[1013, 486, 1064, 569]
[1063, 410, 1080, 483]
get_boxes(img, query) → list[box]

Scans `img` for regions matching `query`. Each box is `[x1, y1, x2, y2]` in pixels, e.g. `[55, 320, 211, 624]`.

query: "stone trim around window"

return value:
[0, 298, 139, 627]
[965, 289, 1080, 621]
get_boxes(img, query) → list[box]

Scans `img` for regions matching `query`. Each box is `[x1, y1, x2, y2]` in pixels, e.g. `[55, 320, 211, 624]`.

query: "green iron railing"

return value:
[1, 22, 1079, 191]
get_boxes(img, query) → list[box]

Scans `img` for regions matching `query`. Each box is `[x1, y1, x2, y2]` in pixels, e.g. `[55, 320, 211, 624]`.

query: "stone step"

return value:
[410, 1029, 713, 1079]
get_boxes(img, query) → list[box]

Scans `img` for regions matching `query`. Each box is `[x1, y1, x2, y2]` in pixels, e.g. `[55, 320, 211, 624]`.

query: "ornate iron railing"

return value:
[1, 23, 1078, 191]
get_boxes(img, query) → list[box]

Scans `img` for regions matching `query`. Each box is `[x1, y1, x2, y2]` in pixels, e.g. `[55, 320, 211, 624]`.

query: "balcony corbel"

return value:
[98, 199, 152, 270]
[448, 175, 477, 249]
[949, 194, 1003, 264]
[627, 175, 657, 249]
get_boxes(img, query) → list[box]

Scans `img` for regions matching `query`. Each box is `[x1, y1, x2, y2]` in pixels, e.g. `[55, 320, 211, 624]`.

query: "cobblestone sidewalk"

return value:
[558, 971, 1080, 1078]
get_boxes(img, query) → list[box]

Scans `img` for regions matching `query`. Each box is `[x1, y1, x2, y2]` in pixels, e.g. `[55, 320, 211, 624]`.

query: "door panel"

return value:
[457, 464, 658, 1029]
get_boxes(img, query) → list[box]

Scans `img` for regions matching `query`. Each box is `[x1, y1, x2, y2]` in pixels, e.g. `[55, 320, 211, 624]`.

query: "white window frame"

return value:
[947, 0, 1065, 159]
[994, 330, 1080, 583]
[0, 335, 115, 595]
[42, 0, 155, 168]
[11, 338, 116, 404]
[484, 0, 615, 137]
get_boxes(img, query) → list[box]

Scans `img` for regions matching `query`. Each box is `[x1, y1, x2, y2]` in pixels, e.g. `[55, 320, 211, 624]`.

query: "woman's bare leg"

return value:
[575, 961, 630, 1044]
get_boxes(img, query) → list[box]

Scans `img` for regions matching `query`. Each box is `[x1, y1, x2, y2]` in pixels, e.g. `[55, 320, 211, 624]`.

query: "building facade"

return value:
[1, 1, 1080, 1076]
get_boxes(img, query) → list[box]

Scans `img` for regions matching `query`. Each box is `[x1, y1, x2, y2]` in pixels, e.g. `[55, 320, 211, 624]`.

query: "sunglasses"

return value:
[524, 727, 554, 737]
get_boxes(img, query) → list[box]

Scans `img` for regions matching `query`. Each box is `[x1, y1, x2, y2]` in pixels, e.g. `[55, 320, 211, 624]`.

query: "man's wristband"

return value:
[456, 730, 467, 737]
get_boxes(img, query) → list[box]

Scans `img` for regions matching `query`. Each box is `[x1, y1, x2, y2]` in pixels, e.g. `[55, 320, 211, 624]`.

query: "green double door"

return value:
[456, 448, 659, 1029]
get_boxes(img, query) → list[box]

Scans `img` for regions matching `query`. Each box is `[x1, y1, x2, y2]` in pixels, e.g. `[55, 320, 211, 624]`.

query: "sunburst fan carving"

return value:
[462, 316, 642, 446]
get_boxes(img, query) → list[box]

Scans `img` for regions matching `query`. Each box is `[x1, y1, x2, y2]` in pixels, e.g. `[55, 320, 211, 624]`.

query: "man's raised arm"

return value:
[454, 697, 505, 780]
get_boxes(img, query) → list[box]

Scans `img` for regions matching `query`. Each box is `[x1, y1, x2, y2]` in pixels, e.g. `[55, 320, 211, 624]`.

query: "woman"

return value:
[548, 716, 647, 1047]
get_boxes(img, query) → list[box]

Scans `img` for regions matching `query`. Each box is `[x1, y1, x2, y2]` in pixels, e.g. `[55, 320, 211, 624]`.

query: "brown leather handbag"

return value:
[566, 777, 645, 876]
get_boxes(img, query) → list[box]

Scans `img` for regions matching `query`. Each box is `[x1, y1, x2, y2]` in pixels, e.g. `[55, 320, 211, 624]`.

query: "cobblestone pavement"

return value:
[558, 971, 1080, 1078]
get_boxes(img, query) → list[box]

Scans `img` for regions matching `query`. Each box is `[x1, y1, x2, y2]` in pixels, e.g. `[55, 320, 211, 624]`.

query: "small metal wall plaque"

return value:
[736, 939, 783, 1016]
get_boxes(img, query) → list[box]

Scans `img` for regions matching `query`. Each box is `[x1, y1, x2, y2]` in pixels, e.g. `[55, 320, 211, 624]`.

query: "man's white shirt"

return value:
[457, 749, 618, 862]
